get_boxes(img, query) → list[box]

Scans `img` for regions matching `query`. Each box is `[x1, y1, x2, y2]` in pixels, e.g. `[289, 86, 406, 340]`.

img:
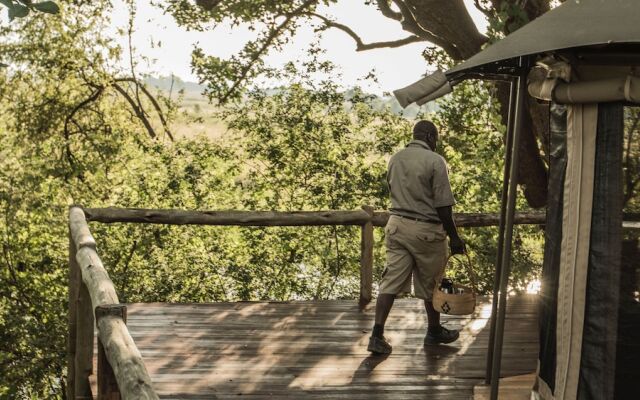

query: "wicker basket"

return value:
[432, 254, 477, 315]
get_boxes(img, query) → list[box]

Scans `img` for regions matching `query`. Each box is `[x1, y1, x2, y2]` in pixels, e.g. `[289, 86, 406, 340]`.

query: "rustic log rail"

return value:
[83, 207, 548, 227]
[81, 207, 548, 309]
[68, 206, 158, 400]
[69, 205, 640, 397]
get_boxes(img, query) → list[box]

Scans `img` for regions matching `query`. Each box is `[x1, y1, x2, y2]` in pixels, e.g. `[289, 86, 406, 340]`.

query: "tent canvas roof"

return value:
[447, 0, 640, 77]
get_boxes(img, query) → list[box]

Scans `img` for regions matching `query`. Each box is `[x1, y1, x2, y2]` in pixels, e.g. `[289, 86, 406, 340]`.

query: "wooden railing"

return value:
[67, 205, 547, 398]
[81, 206, 546, 307]
[81, 206, 547, 228]
[68, 206, 158, 400]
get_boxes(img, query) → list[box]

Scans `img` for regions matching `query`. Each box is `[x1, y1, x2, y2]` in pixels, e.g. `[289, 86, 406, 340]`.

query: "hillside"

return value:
[144, 75, 435, 121]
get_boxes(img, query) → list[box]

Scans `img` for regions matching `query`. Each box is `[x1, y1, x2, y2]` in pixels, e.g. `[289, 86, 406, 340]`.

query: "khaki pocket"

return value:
[418, 230, 446, 242]
[384, 223, 398, 246]
[418, 232, 435, 241]
[385, 224, 398, 235]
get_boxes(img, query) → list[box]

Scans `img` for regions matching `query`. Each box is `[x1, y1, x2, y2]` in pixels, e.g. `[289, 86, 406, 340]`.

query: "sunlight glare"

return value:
[526, 279, 541, 294]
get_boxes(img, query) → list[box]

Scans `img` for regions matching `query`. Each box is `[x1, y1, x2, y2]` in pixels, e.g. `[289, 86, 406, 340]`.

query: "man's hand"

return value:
[449, 236, 466, 255]
[436, 205, 465, 254]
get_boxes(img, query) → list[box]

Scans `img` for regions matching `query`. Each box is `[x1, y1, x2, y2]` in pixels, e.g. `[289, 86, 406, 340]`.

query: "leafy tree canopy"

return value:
[162, 0, 557, 208]
[0, 0, 59, 21]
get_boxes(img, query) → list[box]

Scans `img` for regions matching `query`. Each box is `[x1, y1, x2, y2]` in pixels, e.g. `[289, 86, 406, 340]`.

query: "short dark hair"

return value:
[413, 120, 438, 142]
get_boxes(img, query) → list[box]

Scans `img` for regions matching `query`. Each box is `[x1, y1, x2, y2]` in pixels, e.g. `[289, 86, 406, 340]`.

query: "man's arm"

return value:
[436, 205, 465, 255]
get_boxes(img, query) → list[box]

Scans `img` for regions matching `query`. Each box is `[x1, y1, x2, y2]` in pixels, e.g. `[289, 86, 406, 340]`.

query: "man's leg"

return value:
[368, 293, 397, 354]
[424, 301, 459, 344]
[422, 293, 460, 345]
[372, 293, 396, 339]
[368, 218, 412, 354]
[424, 296, 459, 345]
[424, 300, 440, 328]
[410, 226, 459, 345]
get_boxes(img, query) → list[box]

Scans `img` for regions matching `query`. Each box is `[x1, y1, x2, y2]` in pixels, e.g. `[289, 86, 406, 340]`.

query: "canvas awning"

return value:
[448, 0, 640, 77]
[394, 0, 640, 107]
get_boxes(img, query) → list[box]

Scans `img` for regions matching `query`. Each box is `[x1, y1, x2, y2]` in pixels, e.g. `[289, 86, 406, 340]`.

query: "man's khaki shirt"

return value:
[387, 140, 455, 222]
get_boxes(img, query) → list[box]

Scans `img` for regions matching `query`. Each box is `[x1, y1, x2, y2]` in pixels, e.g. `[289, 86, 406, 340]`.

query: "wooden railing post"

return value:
[76, 277, 94, 397]
[69, 216, 94, 400]
[67, 232, 78, 400]
[69, 206, 158, 399]
[359, 205, 374, 309]
[96, 305, 127, 400]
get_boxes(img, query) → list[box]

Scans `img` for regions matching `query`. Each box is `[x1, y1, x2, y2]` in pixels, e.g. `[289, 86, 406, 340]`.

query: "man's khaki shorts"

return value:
[379, 215, 447, 301]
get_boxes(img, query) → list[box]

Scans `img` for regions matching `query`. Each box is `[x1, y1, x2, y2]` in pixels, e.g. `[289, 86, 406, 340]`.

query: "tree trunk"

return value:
[402, 0, 487, 60]
[496, 83, 549, 208]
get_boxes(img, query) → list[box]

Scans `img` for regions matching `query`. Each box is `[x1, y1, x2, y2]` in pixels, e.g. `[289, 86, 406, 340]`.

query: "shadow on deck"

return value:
[124, 294, 538, 399]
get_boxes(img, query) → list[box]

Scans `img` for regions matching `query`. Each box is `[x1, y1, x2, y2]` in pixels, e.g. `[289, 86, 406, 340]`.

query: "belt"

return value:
[393, 214, 441, 224]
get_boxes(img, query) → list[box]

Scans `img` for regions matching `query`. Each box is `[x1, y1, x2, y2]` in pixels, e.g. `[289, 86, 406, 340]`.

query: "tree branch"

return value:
[308, 12, 424, 51]
[79, 68, 173, 141]
[112, 83, 158, 139]
[473, 0, 495, 19]
[63, 87, 104, 173]
[220, 0, 318, 103]
[390, 0, 465, 59]
[390, 0, 428, 36]
[375, 0, 402, 20]
[116, 78, 175, 141]
[119, 239, 138, 303]
[64, 88, 104, 140]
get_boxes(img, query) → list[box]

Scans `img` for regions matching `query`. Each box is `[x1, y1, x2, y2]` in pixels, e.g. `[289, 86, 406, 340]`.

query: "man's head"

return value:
[413, 120, 438, 150]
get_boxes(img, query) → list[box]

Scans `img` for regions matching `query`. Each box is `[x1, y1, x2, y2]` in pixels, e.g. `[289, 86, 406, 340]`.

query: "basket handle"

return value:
[443, 253, 479, 294]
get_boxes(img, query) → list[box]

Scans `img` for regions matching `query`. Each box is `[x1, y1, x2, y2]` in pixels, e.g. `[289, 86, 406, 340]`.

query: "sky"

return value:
[111, 1, 488, 95]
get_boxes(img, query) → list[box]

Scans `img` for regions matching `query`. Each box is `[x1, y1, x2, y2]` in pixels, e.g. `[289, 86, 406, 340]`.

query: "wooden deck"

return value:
[122, 295, 538, 399]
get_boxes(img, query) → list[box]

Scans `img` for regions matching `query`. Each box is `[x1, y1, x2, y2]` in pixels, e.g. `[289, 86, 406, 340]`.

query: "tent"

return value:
[393, 1, 639, 399]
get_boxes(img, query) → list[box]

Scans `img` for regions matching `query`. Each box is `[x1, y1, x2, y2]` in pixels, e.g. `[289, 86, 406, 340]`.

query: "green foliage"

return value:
[163, 1, 554, 104]
[0, 3, 547, 398]
[0, 0, 59, 21]
[216, 60, 411, 299]
[431, 79, 544, 292]
[624, 107, 640, 211]
[623, 107, 639, 247]
[485, 2, 529, 42]
[417, 46, 544, 291]
[0, 1, 163, 396]
[164, 0, 332, 103]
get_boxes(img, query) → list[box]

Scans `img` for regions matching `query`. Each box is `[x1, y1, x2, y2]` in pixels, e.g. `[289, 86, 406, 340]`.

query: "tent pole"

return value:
[485, 78, 517, 384]
[489, 62, 527, 400]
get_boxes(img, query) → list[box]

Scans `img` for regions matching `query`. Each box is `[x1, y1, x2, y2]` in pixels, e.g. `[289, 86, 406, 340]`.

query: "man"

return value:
[368, 120, 466, 354]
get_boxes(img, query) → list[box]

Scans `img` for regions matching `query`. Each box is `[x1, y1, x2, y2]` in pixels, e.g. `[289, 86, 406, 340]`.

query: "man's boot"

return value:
[367, 336, 392, 354]
[424, 325, 459, 345]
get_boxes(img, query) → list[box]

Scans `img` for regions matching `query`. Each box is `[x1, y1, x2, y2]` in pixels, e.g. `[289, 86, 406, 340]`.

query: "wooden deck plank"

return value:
[105, 295, 538, 399]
